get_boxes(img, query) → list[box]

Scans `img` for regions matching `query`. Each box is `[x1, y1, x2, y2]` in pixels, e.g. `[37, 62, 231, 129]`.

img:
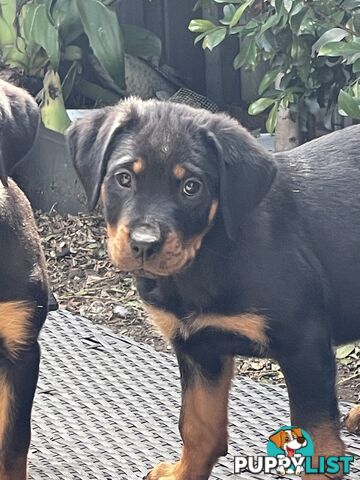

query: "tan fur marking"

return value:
[0, 301, 34, 358]
[100, 184, 106, 205]
[344, 405, 360, 434]
[132, 159, 144, 174]
[173, 165, 186, 180]
[0, 374, 14, 451]
[146, 358, 234, 480]
[191, 313, 268, 347]
[144, 305, 179, 341]
[144, 305, 268, 347]
[208, 200, 219, 224]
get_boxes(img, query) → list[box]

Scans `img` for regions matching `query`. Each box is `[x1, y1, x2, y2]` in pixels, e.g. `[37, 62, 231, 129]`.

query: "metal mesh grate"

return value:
[169, 88, 219, 113]
[29, 311, 360, 479]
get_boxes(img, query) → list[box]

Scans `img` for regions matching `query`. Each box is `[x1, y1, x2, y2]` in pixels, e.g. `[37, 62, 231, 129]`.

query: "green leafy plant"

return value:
[189, 0, 360, 133]
[0, 0, 161, 132]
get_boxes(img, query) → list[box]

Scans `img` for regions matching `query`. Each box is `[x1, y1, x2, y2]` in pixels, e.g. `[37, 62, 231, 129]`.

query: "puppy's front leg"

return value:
[277, 321, 344, 480]
[146, 349, 234, 480]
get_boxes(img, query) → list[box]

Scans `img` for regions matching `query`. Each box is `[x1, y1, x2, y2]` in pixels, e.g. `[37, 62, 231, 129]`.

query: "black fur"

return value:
[0, 80, 48, 477]
[67, 98, 360, 478]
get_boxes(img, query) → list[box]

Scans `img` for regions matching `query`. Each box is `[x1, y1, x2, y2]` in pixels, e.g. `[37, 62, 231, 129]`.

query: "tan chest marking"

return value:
[0, 301, 34, 359]
[144, 304, 268, 347]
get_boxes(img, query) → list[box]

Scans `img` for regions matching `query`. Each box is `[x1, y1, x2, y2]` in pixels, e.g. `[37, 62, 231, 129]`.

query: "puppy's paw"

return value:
[145, 462, 179, 480]
[343, 405, 360, 434]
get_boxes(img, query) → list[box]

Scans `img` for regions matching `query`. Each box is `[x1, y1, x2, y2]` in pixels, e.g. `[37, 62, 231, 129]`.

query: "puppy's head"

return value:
[0, 79, 40, 186]
[270, 428, 307, 454]
[66, 99, 276, 277]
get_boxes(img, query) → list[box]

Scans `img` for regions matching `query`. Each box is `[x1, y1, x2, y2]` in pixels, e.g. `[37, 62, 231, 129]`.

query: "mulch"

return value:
[35, 211, 360, 403]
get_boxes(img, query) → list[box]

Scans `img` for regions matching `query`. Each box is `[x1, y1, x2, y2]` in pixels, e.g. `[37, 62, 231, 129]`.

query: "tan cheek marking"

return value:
[208, 200, 219, 224]
[173, 165, 186, 180]
[100, 184, 106, 205]
[190, 313, 268, 348]
[106, 222, 133, 267]
[144, 305, 180, 341]
[132, 159, 144, 174]
[0, 374, 14, 452]
[0, 301, 34, 359]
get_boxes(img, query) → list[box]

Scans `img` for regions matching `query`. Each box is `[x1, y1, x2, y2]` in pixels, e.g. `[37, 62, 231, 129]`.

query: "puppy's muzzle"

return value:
[130, 224, 163, 262]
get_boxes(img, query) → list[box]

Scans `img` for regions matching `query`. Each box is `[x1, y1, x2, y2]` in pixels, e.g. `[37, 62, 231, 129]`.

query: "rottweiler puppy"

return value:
[0, 80, 49, 480]
[67, 98, 360, 480]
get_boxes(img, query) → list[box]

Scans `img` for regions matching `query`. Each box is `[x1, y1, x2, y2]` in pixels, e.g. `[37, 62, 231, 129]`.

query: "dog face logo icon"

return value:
[270, 427, 307, 457]
[267, 426, 314, 476]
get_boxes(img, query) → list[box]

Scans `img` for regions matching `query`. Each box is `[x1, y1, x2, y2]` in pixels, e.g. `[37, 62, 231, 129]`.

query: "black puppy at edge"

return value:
[67, 98, 360, 480]
[0, 79, 49, 480]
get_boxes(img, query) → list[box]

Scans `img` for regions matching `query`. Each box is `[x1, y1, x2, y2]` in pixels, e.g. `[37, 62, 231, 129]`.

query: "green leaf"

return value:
[0, 0, 17, 46]
[248, 97, 275, 115]
[51, 0, 83, 44]
[203, 27, 227, 50]
[289, 7, 308, 35]
[266, 103, 278, 133]
[75, 0, 125, 89]
[342, 0, 360, 9]
[75, 78, 121, 106]
[283, 0, 293, 13]
[312, 28, 349, 55]
[21, 0, 60, 70]
[336, 344, 356, 359]
[194, 31, 208, 45]
[338, 89, 360, 119]
[230, 0, 253, 28]
[188, 19, 215, 33]
[233, 37, 256, 69]
[221, 4, 236, 25]
[258, 68, 280, 95]
[318, 41, 360, 57]
[62, 60, 82, 100]
[353, 57, 360, 73]
[122, 24, 161, 58]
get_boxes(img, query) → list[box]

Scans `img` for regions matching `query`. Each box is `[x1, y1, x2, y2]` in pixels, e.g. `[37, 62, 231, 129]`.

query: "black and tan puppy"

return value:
[67, 98, 360, 480]
[0, 80, 49, 480]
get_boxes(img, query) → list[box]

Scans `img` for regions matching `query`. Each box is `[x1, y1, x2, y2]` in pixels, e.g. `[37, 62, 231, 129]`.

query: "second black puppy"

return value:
[0, 80, 49, 480]
[67, 99, 360, 480]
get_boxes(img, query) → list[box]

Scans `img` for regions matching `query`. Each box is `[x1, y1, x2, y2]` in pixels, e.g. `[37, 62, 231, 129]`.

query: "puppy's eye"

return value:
[115, 171, 132, 189]
[183, 178, 202, 197]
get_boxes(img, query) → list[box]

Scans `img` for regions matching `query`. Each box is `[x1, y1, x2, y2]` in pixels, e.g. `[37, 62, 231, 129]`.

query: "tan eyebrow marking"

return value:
[173, 165, 187, 180]
[132, 158, 144, 174]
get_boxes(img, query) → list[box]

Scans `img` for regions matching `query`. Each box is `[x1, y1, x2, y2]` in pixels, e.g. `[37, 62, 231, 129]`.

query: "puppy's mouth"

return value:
[106, 225, 204, 278]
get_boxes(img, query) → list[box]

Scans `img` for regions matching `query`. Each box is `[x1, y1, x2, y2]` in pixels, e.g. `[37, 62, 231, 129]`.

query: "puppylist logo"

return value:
[234, 426, 354, 477]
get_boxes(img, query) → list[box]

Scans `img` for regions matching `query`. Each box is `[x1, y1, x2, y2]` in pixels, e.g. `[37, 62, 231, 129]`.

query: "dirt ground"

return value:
[35, 211, 360, 404]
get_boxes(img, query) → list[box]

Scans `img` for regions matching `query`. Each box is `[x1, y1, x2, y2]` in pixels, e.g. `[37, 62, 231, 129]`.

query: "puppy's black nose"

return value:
[297, 436, 306, 444]
[130, 224, 162, 261]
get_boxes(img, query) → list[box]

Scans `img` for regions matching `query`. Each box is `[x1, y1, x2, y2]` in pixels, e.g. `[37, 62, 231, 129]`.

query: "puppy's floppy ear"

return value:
[206, 117, 277, 241]
[269, 430, 286, 449]
[292, 428, 304, 438]
[66, 102, 135, 210]
[0, 79, 40, 186]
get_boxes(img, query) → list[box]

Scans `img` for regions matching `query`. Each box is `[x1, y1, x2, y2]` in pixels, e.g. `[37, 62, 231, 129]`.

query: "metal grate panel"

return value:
[29, 311, 360, 479]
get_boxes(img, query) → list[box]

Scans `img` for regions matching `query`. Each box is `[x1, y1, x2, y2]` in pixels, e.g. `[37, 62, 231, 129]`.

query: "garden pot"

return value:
[14, 122, 87, 215]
